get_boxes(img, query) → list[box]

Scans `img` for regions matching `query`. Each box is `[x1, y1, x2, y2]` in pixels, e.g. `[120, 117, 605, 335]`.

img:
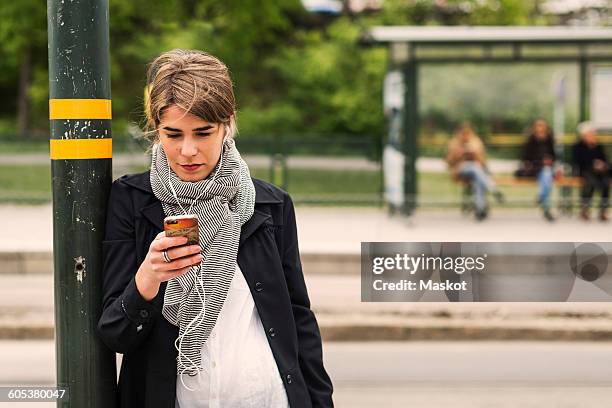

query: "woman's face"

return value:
[582, 129, 597, 147]
[459, 128, 471, 142]
[158, 105, 226, 182]
[534, 120, 548, 140]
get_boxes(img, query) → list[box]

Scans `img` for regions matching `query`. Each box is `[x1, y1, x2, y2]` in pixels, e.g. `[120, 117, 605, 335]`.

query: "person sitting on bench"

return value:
[446, 122, 504, 221]
[572, 122, 610, 222]
[515, 119, 557, 222]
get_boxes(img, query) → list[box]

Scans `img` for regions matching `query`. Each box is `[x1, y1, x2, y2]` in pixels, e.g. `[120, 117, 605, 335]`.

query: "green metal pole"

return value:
[579, 58, 589, 123]
[269, 137, 275, 183]
[47, 0, 117, 407]
[561, 58, 590, 213]
[403, 60, 418, 215]
[281, 133, 289, 191]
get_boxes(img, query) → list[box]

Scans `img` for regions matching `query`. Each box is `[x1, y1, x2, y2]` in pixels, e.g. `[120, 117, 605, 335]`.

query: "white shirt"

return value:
[175, 264, 290, 408]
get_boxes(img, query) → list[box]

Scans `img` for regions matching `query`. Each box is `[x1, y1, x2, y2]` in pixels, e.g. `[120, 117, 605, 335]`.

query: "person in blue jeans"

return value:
[446, 122, 504, 221]
[515, 119, 557, 221]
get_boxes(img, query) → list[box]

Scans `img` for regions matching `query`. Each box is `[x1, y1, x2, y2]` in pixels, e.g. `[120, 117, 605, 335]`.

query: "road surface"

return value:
[0, 341, 611, 407]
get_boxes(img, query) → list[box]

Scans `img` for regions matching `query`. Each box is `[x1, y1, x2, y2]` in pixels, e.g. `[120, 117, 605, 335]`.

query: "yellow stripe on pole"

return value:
[50, 138, 112, 160]
[49, 99, 112, 119]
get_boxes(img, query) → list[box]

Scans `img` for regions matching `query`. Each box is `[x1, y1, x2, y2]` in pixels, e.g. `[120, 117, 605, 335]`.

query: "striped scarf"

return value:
[149, 138, 255, 379]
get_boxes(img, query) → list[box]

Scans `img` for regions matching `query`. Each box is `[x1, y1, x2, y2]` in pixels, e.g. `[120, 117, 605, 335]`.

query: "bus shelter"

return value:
[364, 26, 612, 215]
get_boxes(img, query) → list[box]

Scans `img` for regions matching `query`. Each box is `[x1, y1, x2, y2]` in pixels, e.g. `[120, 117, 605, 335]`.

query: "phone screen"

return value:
[164, 215, 200, 246]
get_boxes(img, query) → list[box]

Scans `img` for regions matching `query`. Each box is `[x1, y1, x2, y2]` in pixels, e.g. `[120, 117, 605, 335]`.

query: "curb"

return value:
[0, 252, 53, 275]
[301, 252, 359, 276]
[0, 251, 360, 276]
[320, 325, 612, 342]
[2, 322, 612, 342]
[0, 325, 55, 340]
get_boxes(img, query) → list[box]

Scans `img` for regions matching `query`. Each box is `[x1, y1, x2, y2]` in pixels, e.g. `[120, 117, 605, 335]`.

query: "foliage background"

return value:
[0, 0, 589, 145]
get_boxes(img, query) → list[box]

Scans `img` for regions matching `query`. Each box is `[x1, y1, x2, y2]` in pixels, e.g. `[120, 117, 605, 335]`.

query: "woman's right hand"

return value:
[135, 231, 203, 301]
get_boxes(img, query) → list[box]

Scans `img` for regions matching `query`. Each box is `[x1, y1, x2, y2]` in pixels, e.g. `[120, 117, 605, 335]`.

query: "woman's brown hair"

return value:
[142, 49, 237, 151]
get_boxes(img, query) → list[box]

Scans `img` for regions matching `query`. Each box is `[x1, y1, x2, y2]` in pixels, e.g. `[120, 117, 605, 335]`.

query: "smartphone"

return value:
[164, 215, 200, 246]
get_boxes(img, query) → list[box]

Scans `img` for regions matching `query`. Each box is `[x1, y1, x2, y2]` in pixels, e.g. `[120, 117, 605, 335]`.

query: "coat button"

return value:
[268, 327, 276, 338]
[254, 282, 263, 292]
[286, 374, 292, 384]
[139, 309, 149, 318]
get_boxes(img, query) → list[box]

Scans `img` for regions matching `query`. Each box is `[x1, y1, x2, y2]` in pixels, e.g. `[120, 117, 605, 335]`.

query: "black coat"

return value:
[572, 140, 609, 177]
[520, 133, 556, 175]
[97, 170, 333, 408]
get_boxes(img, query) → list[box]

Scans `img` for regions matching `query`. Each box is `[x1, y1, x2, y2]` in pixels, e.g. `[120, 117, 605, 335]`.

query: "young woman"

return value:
[97, 49, 334, 408]
[516, 119, 557, 221]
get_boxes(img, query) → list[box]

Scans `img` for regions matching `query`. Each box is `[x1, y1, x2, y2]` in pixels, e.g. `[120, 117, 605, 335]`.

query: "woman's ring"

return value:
[162, 250, 172, 263]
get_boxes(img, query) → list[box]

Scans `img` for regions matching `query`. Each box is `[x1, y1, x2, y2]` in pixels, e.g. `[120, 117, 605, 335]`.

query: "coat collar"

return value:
[120, 170, 281, 247]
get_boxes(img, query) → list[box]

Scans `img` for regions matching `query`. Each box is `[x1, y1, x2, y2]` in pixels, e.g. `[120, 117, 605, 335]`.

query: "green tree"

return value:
[258, 18, 386, 138]
[0, 0, 47, 136]
[0, 0, 559, 146]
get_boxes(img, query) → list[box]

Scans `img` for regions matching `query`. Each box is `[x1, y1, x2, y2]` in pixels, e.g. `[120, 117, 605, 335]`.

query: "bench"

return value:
[460, 175, 585, 215]
[493, 176, 584, 188]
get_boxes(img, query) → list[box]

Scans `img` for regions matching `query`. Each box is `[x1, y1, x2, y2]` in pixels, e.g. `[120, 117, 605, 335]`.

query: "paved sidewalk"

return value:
[295, 207, 612, 254]
[1, 204, 610, 253]
[2, 271, 612, 341]
[1, 273, 612, 341]
[1, 204, 612, 341]
[4, 340, 612, 407]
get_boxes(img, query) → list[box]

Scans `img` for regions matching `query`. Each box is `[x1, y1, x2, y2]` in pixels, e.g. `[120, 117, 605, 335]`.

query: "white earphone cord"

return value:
[165, 138, 227, 389]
